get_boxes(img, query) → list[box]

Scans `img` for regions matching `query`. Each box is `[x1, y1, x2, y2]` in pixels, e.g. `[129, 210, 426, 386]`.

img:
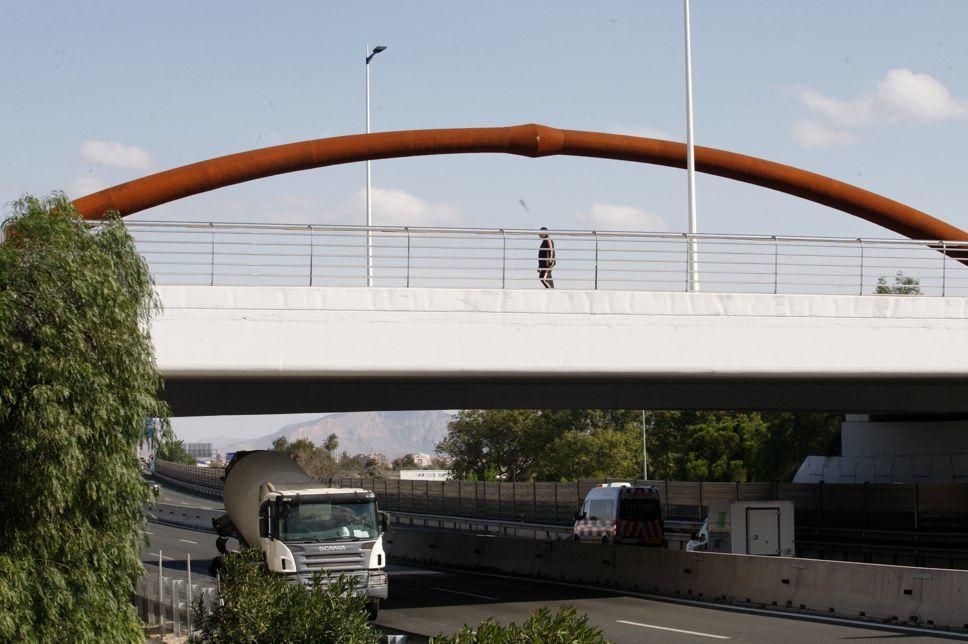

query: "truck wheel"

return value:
[366, 600, 380, 621]
[601, 535, 610, 545]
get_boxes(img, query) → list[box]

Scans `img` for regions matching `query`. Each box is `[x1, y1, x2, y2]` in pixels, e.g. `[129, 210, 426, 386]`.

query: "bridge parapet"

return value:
[119, 221, 968, 297]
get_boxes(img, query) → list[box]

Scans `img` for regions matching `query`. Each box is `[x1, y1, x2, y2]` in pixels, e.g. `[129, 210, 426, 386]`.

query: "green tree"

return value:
[272, 436, 340, 480]
[323, 432, 339, 456]
[875, 271, 921, 295]
[0, 194, 167, 641]
[157, 436, 196, 465]
[438, 408, 842, 483]
[437, 410, 645, 481]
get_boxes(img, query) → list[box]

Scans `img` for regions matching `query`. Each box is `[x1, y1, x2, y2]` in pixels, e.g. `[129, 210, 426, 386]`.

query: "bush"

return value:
[193, 548, 381, 644]
[431, 606, 607, 643]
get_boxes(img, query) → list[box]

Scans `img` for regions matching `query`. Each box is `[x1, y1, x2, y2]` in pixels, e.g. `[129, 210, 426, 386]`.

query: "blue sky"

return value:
[3, 1, 966, 240]
[3, 1, 966, 441]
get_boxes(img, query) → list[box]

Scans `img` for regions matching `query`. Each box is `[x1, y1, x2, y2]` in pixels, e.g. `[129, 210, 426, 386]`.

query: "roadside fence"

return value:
[136, 551, 217, 639]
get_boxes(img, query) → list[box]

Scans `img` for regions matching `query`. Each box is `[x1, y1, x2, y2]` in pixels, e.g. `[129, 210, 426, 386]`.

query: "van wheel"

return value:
[366, 600, 379, 621]
[573, 534, 580, 543]
[601, 535, 610, 545]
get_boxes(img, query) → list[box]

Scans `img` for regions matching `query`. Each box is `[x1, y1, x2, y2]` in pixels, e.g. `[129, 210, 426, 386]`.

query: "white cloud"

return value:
[79, 140, 153, 169]
[791, 120, 858, 148]
[68, 175, 108, 198]
[575, 203, 668, 231]
[791, 69, 966, 147]
[876, 68, 968, 121]
[342, 188, 464, 227]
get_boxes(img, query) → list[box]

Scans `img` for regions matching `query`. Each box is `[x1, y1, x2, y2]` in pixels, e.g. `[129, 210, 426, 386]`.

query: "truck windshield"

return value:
[619, 497, 661, 522]
[278, 500, 379, 542]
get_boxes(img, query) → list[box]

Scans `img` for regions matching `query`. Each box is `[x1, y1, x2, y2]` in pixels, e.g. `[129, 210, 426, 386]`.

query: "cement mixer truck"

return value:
[211, 451, 389, 618]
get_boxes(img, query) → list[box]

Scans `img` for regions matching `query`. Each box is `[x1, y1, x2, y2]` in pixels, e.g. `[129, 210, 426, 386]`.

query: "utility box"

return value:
[706, 500, 795, 557]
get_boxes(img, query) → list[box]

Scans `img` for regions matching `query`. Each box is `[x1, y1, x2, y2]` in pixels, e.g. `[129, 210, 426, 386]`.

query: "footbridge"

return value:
[140, 222, 968, 417]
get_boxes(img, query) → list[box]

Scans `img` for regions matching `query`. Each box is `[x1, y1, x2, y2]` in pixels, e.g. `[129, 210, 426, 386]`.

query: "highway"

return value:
[141, 518, 963, 642]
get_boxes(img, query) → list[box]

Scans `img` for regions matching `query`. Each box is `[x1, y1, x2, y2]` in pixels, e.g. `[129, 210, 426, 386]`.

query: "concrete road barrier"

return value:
[385, 528, 968, 632]
[148, 502, 220, 532]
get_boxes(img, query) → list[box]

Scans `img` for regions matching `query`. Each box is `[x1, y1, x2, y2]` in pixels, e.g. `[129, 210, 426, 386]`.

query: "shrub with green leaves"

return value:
[193, 547, 381, 644]
[431, 606, 608, 643]
[0, 194, 168, 642]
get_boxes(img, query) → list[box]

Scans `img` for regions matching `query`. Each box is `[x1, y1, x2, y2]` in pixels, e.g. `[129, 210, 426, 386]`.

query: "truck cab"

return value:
[573, 482, 664, 546]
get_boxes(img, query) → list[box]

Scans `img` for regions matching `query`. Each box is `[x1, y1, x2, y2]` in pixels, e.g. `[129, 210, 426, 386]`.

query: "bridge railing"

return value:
[118, 220, 968, 296]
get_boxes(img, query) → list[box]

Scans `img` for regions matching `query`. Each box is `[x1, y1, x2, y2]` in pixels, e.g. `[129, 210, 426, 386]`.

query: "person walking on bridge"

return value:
[538, 227, 556, 288]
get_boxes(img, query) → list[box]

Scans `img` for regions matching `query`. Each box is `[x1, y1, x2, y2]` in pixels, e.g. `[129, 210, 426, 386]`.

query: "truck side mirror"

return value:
[573, 511, 585, 521]
[259, 502, 273, 539]
[379, 511, 390, 533]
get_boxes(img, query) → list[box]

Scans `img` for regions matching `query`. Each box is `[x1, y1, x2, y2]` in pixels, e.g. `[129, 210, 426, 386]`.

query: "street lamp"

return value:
[365, 44, 387, 287]
[683, 0, 699, 291]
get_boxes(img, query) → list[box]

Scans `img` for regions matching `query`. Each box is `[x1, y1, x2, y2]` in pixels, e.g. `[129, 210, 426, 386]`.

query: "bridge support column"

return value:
[795, 415, 968, 483]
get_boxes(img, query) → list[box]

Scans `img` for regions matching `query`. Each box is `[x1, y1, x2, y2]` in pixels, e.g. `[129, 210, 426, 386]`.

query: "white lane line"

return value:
[143, 531, 153, 535]
[429, 587, 498, 601]
[178, 538, 198, 544]
[617, 620, 730, 640]
[148, 552, 174, 561]
[406, 562, 954, 639]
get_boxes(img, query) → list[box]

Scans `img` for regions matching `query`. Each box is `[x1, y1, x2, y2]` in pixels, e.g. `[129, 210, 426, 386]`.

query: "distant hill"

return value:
[218, 411, 454, 460]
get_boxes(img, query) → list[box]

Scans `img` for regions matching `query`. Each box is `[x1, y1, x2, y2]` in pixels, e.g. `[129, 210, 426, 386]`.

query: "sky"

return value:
[2, 1, 966, 441]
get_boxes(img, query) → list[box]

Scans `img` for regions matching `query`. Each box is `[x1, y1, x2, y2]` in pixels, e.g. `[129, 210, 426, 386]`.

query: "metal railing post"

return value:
[406, 227, 411, 288]
[209, 223, 216, 286]
[858, 238, 864, 295]
[501, 229, 507, 289]
[684, 233, 690, 292]
[186, 553, 193, 636]
[593, 231, 599, 290]
[941, 240, 947, 297]
[772, 235, 779, 294]
[308, 226, 314, 286]
[157, 550, 164, 632]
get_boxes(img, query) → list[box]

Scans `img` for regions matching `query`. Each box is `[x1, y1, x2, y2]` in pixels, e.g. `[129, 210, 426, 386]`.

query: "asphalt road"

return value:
[141, 517, 965, 643]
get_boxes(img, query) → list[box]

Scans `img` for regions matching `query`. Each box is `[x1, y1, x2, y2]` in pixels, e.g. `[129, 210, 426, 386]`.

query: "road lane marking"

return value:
[178, 538, 198, 544]
[391, 562, 957, 639]
[148, 552, 173, 561]
[429, 587, 497, 601]
[617, 620, 729, 639]
[143, 531, 153, 535]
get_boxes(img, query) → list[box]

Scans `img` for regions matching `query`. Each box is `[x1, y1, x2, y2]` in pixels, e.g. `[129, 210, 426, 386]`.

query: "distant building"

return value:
[365, 452, 388, 466]
[184, 442, 213, 460]
[411, 452, 433, 468]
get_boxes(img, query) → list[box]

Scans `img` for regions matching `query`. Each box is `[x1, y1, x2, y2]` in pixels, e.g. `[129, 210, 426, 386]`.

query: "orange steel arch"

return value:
[73, 123, 968, 241]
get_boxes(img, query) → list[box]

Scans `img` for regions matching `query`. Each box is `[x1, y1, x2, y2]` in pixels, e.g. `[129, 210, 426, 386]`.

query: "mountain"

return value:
[218, 410, 454, 460]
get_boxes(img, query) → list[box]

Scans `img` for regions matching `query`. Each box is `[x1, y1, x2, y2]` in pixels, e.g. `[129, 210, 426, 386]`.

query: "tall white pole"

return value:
[684, 0, 700, 291]
[365, 44, 373, 287]
[642, 410, 648, 481]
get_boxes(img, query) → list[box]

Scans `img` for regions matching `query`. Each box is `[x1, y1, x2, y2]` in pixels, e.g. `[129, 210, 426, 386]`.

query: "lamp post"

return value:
[365, 44, 387, 287]
[684, 0, 699, 291]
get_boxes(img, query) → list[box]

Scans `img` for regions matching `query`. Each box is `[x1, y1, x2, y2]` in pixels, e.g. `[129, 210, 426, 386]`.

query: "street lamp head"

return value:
[366, 45, 388, 64]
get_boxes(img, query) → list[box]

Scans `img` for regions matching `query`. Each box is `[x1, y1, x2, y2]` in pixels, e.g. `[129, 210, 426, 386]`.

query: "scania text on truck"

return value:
[211, 451, 389, 618]
[573, 482, 665, 546]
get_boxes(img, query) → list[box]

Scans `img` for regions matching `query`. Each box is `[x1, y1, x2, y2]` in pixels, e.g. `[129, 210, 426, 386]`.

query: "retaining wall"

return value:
[386, 529, 968, 631]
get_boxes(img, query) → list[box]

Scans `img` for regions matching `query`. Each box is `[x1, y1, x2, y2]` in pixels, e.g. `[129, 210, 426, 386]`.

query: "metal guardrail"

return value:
[115, 220, 968, 296]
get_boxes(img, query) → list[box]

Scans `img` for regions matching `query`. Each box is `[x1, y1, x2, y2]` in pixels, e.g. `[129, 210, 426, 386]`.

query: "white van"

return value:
[573, 483, 664, 546]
